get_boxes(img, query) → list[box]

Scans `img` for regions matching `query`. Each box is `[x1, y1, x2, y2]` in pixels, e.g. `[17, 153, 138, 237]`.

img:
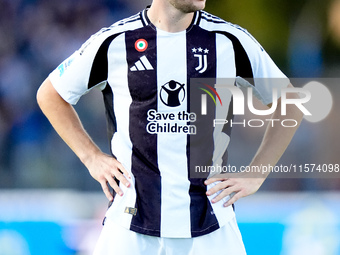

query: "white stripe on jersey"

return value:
[106, 33, 137, 229]
[156, 29, 192, 237]
[209, 34, 236, 224]
[212, 34, 235, 170]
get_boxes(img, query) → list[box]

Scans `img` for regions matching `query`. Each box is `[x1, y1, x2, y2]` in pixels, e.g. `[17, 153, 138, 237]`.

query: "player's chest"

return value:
[108, 28, 221, 101]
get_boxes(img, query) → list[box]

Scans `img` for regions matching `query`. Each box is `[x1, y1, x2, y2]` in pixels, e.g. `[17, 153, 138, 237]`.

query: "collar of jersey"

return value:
[141, 7, 201, 34]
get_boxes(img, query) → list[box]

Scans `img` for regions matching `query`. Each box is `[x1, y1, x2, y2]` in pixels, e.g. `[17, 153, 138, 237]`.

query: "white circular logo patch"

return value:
[135, 39, 148, 52]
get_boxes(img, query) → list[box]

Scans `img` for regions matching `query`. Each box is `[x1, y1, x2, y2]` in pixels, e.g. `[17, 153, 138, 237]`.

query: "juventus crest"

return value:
[192, 47, 209, 73]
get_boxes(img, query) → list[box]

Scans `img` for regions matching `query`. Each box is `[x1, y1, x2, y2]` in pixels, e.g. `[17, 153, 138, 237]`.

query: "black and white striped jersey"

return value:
[49, 8, 289, 238]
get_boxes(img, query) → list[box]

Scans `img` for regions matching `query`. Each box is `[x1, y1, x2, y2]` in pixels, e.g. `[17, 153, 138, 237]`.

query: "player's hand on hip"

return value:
[205, 176, 265, 207]
[85, 152, 131, 201]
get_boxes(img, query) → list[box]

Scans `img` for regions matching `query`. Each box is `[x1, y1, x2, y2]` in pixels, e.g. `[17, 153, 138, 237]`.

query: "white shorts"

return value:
[93, 217, 246, 255]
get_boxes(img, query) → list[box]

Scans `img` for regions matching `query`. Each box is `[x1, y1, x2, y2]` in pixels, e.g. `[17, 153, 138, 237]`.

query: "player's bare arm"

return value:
[205, 84, 304, 206]
[36, 78, 130, 201]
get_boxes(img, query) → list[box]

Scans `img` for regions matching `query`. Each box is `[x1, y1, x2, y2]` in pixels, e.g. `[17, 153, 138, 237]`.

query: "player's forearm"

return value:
[36, 78, 101, 165]
[249, 88, 304, 177]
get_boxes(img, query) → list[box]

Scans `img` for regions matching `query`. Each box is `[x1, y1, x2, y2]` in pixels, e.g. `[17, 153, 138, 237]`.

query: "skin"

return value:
[37, 0, 303, 205]
[147, 0, 206, 32]
[37, 78, 131, 201]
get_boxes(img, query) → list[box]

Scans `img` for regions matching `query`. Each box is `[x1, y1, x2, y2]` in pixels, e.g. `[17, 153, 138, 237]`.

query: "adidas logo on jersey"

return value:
[130, 56, 154, 71]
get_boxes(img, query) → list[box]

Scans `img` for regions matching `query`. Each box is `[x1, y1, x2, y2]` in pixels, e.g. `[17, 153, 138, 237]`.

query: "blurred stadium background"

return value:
[0, 0, 340, 254]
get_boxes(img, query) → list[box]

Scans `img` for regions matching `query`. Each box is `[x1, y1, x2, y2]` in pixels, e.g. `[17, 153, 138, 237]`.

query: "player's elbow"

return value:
[36, 78, 60, 111]
[36, 83, 43, 107]
[36, 78, 61, 105]
[37, 79, 49, 110]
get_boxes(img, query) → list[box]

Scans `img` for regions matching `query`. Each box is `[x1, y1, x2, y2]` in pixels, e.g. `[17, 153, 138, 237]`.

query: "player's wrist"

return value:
[78, 144, 102, 168]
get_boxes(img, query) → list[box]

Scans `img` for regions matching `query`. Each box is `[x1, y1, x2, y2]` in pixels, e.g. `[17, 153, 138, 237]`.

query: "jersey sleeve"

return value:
[235, 28, 290, 105]
[49, 29, 110, 105]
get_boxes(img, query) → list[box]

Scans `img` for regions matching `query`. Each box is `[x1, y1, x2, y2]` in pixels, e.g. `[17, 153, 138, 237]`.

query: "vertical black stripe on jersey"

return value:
[102, 83, 116, 150]
[220, 97, 234, 166]
[102, 83, 119, 201]
[215, 31, 254, 165]
[88, 34, 122, 89]
[216, 31, 254, 83]
[125, 27, 161, 237]
[88, 34, 121, 153]
[187, 25, 219, 237]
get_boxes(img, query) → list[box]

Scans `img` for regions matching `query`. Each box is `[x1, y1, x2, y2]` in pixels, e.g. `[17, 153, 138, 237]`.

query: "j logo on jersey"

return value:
[192, 47, 209, 73]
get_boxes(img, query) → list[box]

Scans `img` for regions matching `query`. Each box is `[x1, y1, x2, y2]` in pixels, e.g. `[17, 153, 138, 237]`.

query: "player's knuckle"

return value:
[108, 179, 118, 188]
[101, 184, 109, 192]
[115, 171, 124, 179]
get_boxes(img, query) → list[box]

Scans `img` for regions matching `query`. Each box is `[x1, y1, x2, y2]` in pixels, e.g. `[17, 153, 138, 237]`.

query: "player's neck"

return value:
[147, 2, 195, 33]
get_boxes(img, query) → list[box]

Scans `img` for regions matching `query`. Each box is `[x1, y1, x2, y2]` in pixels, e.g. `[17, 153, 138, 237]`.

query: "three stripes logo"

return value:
[199, 84, 222, 115]
[131, 38, 153, 72]
[130, 56, 154, 72]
